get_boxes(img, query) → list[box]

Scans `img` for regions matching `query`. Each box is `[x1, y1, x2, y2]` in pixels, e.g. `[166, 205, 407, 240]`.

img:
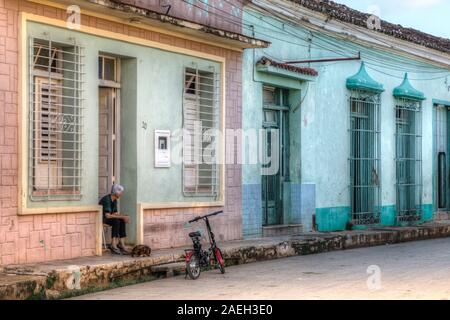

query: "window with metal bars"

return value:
[349, 91, 381, 225]
[435, 105, 449, 210]
[395, 99, 422, 222]
[29, 38, 84, 201]
[182, 67, 220, 197]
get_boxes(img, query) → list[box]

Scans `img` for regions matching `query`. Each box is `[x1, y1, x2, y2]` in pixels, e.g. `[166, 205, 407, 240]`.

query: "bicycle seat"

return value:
[189, 231, 201, 238]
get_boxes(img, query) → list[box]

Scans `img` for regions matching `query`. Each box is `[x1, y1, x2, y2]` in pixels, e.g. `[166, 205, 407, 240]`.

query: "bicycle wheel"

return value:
[215, 248, 225, 274]
[186, 255, 201, 280]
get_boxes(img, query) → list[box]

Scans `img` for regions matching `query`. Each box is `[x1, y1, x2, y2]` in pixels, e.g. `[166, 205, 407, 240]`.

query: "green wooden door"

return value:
[261, 86, 290, 226]
[262, 109, 289, 226]
[262, 123, 281, 226]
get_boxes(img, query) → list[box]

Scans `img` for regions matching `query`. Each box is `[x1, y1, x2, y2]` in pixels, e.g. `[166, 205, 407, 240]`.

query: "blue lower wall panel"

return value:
[242, 184, 263, 238]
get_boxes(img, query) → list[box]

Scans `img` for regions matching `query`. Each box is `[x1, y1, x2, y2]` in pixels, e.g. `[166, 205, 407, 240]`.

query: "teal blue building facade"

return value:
[241, 0, 450, 236]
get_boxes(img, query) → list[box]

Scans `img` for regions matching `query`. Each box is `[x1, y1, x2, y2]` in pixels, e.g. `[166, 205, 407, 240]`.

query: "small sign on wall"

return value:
[154, 130, 171, 168]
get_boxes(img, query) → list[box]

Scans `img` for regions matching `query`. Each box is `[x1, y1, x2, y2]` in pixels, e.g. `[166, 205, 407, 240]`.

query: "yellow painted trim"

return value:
[18, 205, 102, 215]
[18, 12, 27, 214]
[140, 202, 225, 210]
[95, 207, 103, 256]
[23, 13, 226, 63]
[136, 203, 144, 245]
[220, 60, 226, 202]
[26, 0, 244, 53]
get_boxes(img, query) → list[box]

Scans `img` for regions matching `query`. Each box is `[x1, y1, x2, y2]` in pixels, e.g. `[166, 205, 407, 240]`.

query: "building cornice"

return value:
[286, 0, 450, 55]
[250, 0, 450, 69]
[27, 0, 270, 50]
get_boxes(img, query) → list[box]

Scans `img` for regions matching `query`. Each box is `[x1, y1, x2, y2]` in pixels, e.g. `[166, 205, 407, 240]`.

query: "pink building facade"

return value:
[0, 0, 266, 266]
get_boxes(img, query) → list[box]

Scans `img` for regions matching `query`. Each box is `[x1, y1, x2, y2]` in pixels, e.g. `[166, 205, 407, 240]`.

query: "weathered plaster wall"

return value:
[118, 0, 244, 34]
[241, 8, 450, 233]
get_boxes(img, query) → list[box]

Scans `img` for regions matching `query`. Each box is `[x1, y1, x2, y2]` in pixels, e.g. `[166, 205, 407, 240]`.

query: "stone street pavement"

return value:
[73, 237, 450, 300]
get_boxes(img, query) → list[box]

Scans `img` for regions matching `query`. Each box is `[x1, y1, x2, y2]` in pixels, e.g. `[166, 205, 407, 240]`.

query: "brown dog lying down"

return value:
[131, 245, 152, 257]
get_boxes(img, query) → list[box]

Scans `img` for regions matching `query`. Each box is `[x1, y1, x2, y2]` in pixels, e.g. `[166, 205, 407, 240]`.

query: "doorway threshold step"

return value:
[262, 224, 303, 237]
[435, 212, 450, 221]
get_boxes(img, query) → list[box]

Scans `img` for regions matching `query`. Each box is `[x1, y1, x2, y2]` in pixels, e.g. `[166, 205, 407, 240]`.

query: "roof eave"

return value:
[251, 0, 450, 68]
[256, 64, 317, 81]
[52, 0, 270, 50]
[284, 0, 450, 55]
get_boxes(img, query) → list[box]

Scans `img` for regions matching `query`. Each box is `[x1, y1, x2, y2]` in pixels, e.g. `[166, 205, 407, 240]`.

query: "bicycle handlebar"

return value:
[188, 210, 223, 223]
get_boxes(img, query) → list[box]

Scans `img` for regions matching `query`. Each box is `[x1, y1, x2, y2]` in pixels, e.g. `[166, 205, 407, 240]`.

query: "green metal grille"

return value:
[261, 86, 289, 226]
[395, 98, 422, 223]
[349, 91, 381, 226]
[435, 105, 449, 211]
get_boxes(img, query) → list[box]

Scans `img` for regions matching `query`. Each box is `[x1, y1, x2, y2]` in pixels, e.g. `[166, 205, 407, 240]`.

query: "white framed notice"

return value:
[154, 130, 171, 168]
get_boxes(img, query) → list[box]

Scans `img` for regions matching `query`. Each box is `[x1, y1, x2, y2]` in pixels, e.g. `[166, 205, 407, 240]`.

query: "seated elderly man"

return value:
[99, 184, 130, 255]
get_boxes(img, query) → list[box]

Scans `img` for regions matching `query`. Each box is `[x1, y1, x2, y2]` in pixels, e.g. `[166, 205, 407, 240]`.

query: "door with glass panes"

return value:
[435, 104, 450, 212]
[262, 86, 290, 226]
[98, 55, 120, 198]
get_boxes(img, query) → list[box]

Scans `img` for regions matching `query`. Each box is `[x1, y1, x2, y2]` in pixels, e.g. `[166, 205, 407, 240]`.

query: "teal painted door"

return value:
[261, 86, 290, 226]
[435, 105, 450, 211]
[262, 124, 281, 226]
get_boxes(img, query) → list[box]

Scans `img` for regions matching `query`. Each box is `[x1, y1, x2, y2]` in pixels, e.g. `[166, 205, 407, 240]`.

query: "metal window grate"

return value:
[182, 67, 220, 197]
[349, 90, 381, 226]
[29, 38, 84, 201]
[395, 98, 422, 223]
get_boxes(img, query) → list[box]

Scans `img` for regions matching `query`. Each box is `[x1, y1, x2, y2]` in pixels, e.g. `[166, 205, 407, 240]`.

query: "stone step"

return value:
[151, 262, 186, 278]
[0, 273, 47, 300]
[435, 212, 450, 221]
[262, 224, 303, 237]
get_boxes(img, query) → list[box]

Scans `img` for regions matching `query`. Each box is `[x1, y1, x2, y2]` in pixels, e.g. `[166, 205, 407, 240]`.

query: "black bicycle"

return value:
[185, 210, 225, 280]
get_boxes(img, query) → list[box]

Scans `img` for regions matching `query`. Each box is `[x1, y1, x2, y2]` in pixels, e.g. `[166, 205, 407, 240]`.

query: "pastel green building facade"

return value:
[241, 6, 450, 235]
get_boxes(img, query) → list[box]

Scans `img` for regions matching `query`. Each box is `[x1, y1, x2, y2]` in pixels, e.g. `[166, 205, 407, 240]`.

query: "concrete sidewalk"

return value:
[2, 220, 450, 300]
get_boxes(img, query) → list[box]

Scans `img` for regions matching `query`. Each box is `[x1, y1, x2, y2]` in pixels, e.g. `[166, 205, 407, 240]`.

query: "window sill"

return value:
[17, 204, 102, 216]
[32, 189, 81, 197]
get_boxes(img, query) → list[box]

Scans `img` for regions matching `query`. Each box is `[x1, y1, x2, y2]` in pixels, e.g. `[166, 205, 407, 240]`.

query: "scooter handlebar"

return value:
[188, 210, 223, 223]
